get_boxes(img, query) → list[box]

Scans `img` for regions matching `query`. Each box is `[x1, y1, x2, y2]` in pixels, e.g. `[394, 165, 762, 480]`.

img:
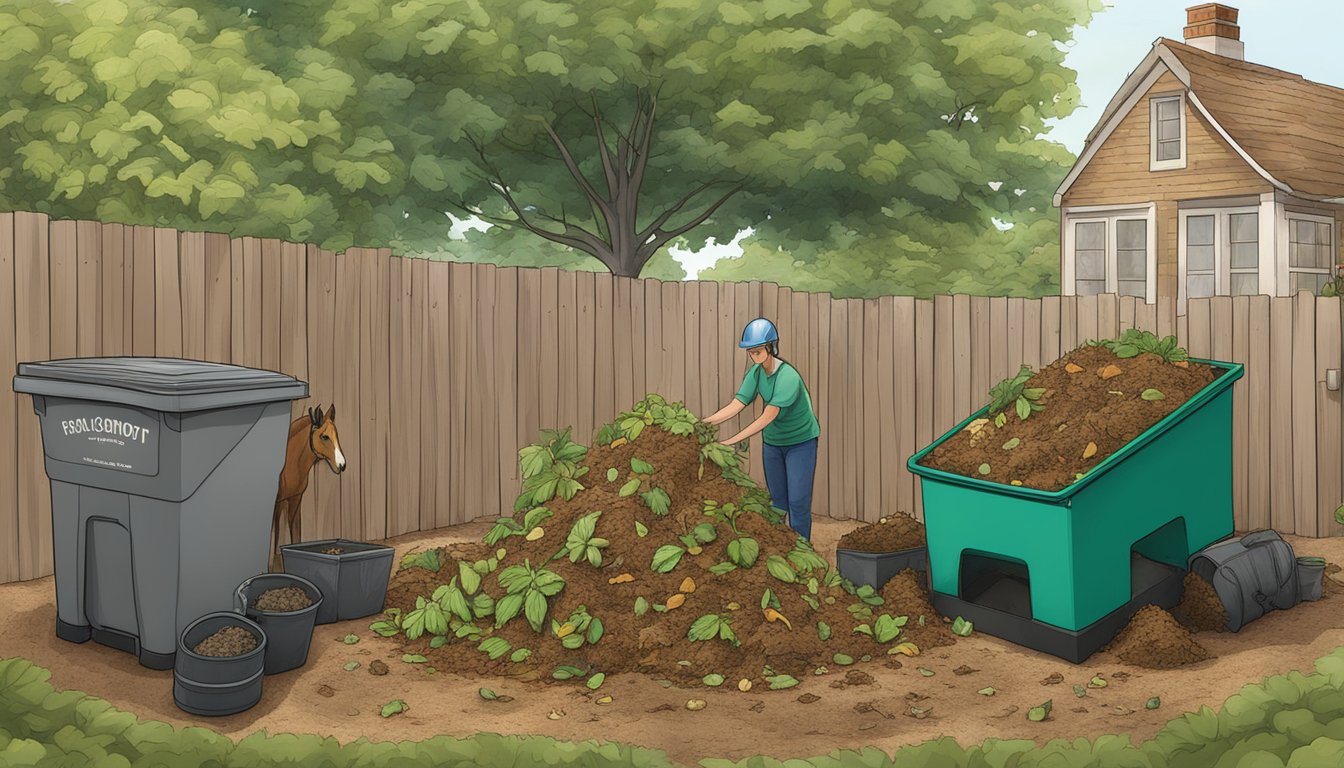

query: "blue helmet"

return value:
[739, 318, 779, 349]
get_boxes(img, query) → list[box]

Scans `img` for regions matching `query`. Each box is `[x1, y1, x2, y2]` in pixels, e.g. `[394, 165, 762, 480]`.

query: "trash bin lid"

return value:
[13, 357, 308, 413]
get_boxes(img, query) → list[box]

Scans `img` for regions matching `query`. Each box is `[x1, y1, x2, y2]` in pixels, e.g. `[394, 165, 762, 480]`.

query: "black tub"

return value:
[836, 546, 929, 590]
[235, 573, 322, 674]
[173, 612, 266, 716]
[282, 539, 394, 625]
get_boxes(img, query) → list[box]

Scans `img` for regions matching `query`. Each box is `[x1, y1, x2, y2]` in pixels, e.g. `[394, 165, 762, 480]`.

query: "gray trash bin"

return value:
[13, 357, 307, 670]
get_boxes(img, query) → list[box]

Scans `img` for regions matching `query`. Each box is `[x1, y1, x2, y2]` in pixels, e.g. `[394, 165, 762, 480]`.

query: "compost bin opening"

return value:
[960, 552, 1032, 619]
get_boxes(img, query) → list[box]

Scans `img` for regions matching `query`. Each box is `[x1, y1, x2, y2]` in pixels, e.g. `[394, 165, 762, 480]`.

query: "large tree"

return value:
[0, 0, 1099, 286]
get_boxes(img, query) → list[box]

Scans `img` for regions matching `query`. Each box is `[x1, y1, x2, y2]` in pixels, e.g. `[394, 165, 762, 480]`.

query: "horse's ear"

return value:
[326, 404, 336, 422]
[309, 406, 322, 426]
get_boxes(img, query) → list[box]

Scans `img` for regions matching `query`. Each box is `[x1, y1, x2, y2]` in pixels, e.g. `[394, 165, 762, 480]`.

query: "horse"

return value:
[271, 403, 347, 570]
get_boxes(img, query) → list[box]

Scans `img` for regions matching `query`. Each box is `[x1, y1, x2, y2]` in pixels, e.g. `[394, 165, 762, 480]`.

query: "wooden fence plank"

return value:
[913, 298, 934, 521]
[1060, 295, 1079, 353]
[1119, 296, 1136, 333]
[306, 247, 339, 540]
[100, 223, 125, 356]
[537, 269, 560, 431]
[661, 281, 685, 406]
[877, 296, 898, 517]
[180, 232, 207, 361]
[515, 268, 541, 460]
[49, 220, 77, 360]
[1315, 297, 1342, 535]
[1158, 296, 1175, 340]
[387, 255, 415, 537]
[575, 271, 596, 436]
[1076, 294, 1098, 348]
[613, 277, 635, 412]
[835, 298, 857, 519]
[1022, 298, 1041, 372]
[430, 261, 452, 529]
[700, 282, 722, 423]
[1269, 296, 1294, 533]
[1137, 299, 1157, 334]
[1040, 295, 1061, 368]
[153, 227, 182, 357]
[642, 279, 663, 407]
[1186, 299, 1211, 359]
[1246, 295, 1271, 532]
[895, 296, 916, 517]
[933, 295, 954, 438]
[1291, 294, 1317, 537]
[448, 262, 473, 525]
[204, 234, 231, 363]
[230, 238, 245, 365]
[682, 280, 701, 415]
[334, 249, 364, 540]
[15, 212, 51, 581]
[1098, 293, 1118, 340]
[411, 258, 433, 534]
[970, 295, 990, 410]
[811, 291, 830, 517]
[1006, 298, 1024, 376]
[132, 226, 155, 356]
[630, 277, 648, 404]
[556, 269, 579, 434]
[242, 238, 263, 368]
[473, 264, 500, 519]
[988, 296, 1007, 381]
[952, 294, 971, 423]
[862, 298, 880, 521]
[1230, 296, 1250, 532]
[279, 242, 307, 389]
[0, 213, 18, 583]
[496, 268, 520, 514]
[75, 220, 101, 356]
[259, 239, 280, 371]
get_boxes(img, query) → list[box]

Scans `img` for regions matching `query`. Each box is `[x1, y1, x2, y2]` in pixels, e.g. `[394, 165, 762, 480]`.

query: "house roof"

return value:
[1056, 37, 1344, 204]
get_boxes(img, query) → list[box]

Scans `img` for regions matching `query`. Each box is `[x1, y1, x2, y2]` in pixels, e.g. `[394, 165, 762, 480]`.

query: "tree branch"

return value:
[627, 87, 659, 203]
[638, 182, 745, 260]
[589, 93, 620, 200]
[539, 119, 614, 217]
[636, 177, 734, 242]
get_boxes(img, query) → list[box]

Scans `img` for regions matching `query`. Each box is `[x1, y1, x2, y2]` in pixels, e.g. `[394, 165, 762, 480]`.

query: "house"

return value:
[1054, 3, 1344, 309]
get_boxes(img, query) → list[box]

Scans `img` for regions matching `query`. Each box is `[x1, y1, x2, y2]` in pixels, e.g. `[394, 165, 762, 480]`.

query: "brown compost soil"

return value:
[384, 410, 954, 688]
[919, 345, 1220, 491]
[836, 513, 925, 553]
[1174, 572, 1228, 633]
[255, 586, 313, 612]
[1106, 605, 1211, 669]
[322, 547, 345, 555]
[192, 626, 259, 657]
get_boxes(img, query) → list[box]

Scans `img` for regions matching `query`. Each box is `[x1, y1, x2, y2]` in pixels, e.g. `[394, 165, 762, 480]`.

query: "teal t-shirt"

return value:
[734, 361, 821, 447]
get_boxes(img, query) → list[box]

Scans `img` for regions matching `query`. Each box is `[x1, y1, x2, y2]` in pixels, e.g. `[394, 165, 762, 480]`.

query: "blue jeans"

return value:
[762, 438, 818, 540]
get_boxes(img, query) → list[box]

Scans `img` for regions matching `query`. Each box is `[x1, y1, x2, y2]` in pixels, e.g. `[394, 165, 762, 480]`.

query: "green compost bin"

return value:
[906, 359, 1244, 646]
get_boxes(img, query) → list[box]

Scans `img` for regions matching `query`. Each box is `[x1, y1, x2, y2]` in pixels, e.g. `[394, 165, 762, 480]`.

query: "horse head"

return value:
[309, 403, 346, 474]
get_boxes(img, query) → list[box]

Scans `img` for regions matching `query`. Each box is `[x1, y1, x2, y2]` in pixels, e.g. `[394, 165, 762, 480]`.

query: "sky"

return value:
[456, 1, 1344, 278]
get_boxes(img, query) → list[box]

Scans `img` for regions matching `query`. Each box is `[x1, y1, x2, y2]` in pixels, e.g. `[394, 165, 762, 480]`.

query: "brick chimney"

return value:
[1184, 4, 1244, 60]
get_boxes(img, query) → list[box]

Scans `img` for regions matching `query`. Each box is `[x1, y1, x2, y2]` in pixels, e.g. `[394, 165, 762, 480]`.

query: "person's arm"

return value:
[703, 399, 746, 425]
[721, 405, 780, 445]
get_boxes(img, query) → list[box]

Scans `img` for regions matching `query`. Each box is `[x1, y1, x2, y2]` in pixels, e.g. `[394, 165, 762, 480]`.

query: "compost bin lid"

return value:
[13, 357, 308, 413]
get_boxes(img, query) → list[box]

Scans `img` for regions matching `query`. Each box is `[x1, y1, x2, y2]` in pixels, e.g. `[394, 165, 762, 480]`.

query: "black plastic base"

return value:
[56, 619, 91, 643]
[931, 555, 1186, 664]
[139, 647, 175, 670]
[836, 547, 929, 591]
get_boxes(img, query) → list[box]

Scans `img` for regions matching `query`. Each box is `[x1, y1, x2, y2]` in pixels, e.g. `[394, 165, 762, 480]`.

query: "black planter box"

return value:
[836, 546, 928, 590]
[281, 539, 394, 625]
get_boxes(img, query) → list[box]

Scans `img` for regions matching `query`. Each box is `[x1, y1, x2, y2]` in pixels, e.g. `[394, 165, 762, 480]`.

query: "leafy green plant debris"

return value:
[515, 428, 589, 512]
[343, 661, 361, 671]
[1090, 329, 1190, 363]
[688, 614, 739, 647]
[951, 617, 973, 637]
[343, 633, 359, 644]
[586, 673, 606, 690]
[766, 674, 800, 689]
[1027, 699, 1052, 721]
[1141, 388, 1165, 401]
[832, 653, 854, 666]
[988, 364, 1046, 421]
[380, 699, 408, 718]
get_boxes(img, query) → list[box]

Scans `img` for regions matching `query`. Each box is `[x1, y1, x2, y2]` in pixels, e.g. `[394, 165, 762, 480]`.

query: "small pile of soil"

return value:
[837, 514, 925, 553]
[254, 586, 313, 612]
[1107, 605, 1210, 668]
[919, 343, 1219, 491]
[322, 547, 345, 555]
[1174, 572, 1227, 632]
[193, 626, 259, 657]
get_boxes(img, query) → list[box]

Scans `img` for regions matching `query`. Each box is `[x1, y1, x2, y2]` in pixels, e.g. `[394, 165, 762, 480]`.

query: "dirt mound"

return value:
[255, 587, 313, 612]
[381, 395, 954, 689]
[1174, 572, 1227, 632]
[837, 514, 925, 553]
[193, 626, 259, 657]
[919, 332, 1219, 491]
[1107, 605, 1210, 669]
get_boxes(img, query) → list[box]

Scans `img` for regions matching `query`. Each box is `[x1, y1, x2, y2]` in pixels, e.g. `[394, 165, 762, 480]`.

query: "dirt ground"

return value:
[3, 518, 1344, 764]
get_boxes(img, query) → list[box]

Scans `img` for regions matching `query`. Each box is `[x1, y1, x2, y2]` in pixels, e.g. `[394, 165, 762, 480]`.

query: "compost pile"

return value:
[919, 331, 1219, 491]
[1174, 572, 1228, 633]
[194, 626, 259, 657]
[837, 513, 925, 553]
[1107, 605, 1210, 668]
[255, 587, 312, 612]
[322, 547, 345, 555]
[382, 394, 953, 689]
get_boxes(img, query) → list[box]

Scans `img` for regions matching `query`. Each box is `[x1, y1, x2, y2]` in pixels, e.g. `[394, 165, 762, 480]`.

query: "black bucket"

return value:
[173, 611, 266, 716]
[235, 573, 322, 675]
[281, 539, 395, 625]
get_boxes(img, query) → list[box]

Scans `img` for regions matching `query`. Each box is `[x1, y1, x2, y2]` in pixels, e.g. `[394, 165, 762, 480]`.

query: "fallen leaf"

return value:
[607, 573, 634, 585]
[547, 709, 566, 720]
[1146, 696, 1161, 710]
[1173, 360, 1190, 368]
[727, 602, 741, 611]
[763, 608, 793, 630]
[952, 665, 978, 676]
[685, 699, 707, 711]
[1027, 699, 1053, 722]
[478, 688, 498, 700]
[525, 527, 545, 541]
[917, 667, 935, 677]
[1082, 442, 1098, 460]
[1088, 675, 1108, 689]
[1099, 364, 1122, 380]
[889, 642, 920, 657]
[343, 634, 359, 645]
[738, 678, 753, 692]
[1041, 672, 1064, 686]
[797, 693, 821, 704]
[964, 418, 990, 434]
[596, 695, 613, 705]
[380, 700, 408, 718]
[665, 594, 686, 610]
[610, 437, 627, 448]
[1010, 480, 1023, 486]
[977, 687, 996, 696]
[978, 463, 991, 475]
[679, 577, 697, 594]
[1141, 388, 1165, 401]
[317, 685, 335, 698]
[343, 661, 361, 672]
[1065, 362, 1084, 374]
[907, 705, 932, 719]
[1074, 685, 1087, 698]
[687, 545, 703, 556]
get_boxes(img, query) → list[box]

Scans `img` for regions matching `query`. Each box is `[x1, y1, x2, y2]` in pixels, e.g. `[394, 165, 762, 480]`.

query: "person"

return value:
[702, 318, 821, 540]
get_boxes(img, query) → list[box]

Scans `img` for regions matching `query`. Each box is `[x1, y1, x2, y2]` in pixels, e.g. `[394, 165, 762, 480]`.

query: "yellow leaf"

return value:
[595, 695, 613, 705]
[555, 623, 575, 638]
[666, 593, 686, 610]
[1173, 360, 1190, 369]
[890, 642, 920, 657]
[607, 573, 634, 585]
[1083, 442, 1098, 460]
[687, 545, 703, 556]
[679, 577, 697, 594]
[726, 602, 740, 611]
[763, 608, 793, 630]
[1065, 362, 1083, 374]
[686, 699, 707, 710]
[525, 527, 544, 541]
[1099, 364, 1122, 380]
[737, 679, 752, 692]
[610, 437, 627, 448]
[1010, 480, 1023, 487]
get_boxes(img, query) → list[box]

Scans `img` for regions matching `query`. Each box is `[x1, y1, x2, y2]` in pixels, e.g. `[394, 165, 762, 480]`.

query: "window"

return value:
[1063, 206, 1154, 301]
[1149, 94, 1186, 171]
[1288, 215, 1334, 294]
[1179, 207, 1260, 301]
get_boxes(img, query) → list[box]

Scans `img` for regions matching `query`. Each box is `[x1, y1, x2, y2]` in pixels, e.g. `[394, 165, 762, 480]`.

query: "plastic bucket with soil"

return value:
[235, 573, 322, 675]
[281, 538, 394, 625]
[836, 513, 928, 590]
[173, 611, 267, 716]
[1298, 556, 1326, 602]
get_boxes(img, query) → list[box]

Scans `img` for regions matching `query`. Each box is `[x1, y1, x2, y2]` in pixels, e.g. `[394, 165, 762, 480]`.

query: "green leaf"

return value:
[524, 590, 548, 633]
[1146, 696, 1161, 710]
[728, 537, 760, 568]
[918, 667, 935, 677]
[994, 412, 1008, 428]
[635, 521, 649, 537]
[430, 635, 447, 649]
[523, 506, 554, 531]
[343, 633, 360, 645]
[641, 488, 671, 516]
[478, 637, 511, 660]
[688, 614, 726, 642]
[952, 617, 974, 637]
[978, 463, 991, 475]
[519, 445, 551, 478]
[586, 617, 604, 645]
[760, 588, 778, 610]
[765, 555, 797, 583]
[1141, 388, 1166, 401]
[634, 597, 649, 616]
[630, 458, 655, 475]
[1002, 437, 1020, 450]
[817, 622, 831, 641]
[606, 467, 618, 482]
[978, 687, 996, 696]
[510, 648, 532, 663]
[343, 661, 361, 671]
[619, 478, 641, 497]
[874, 614, 903, 643]
[586, 672, 606, 690]
[380, 699, 407, 718]
[702, 674, 725, 686]
[766, 674, 800, 690]
[552, 665, 585, 680]
[402, 654, 428, 664]
[651, 545, 685, 573]
[478, 687, 498, 700]
[370, 620, 400, 637]
[708, 562, 737, 575]
[692, 523, 718, 543]
[853, 624, 872, 636]
[1027, 699, 1053, 721]
[1015, 397, 1031, 420]
[458, 561, 482, 596]
[832, 653, 854, 666]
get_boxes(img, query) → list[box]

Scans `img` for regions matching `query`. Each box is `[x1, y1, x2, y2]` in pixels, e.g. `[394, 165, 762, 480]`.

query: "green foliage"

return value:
[687, 614, 739, 647]
[1089, 329, 1190, 363]
[551, 605, 602, 650]
[987, 364, 1046, 421]
[556, 511, 609, 567]
[494, 559, 564, 633]
[727, 536, 760, 569]
[399, 548, 441, 572]
[641, 487, 671, 516]
[515, 429, 589, 512]
[650, 544, 685, 573]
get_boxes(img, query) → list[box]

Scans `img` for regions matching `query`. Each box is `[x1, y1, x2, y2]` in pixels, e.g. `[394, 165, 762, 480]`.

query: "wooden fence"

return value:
[1, 211, 1341, 585]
